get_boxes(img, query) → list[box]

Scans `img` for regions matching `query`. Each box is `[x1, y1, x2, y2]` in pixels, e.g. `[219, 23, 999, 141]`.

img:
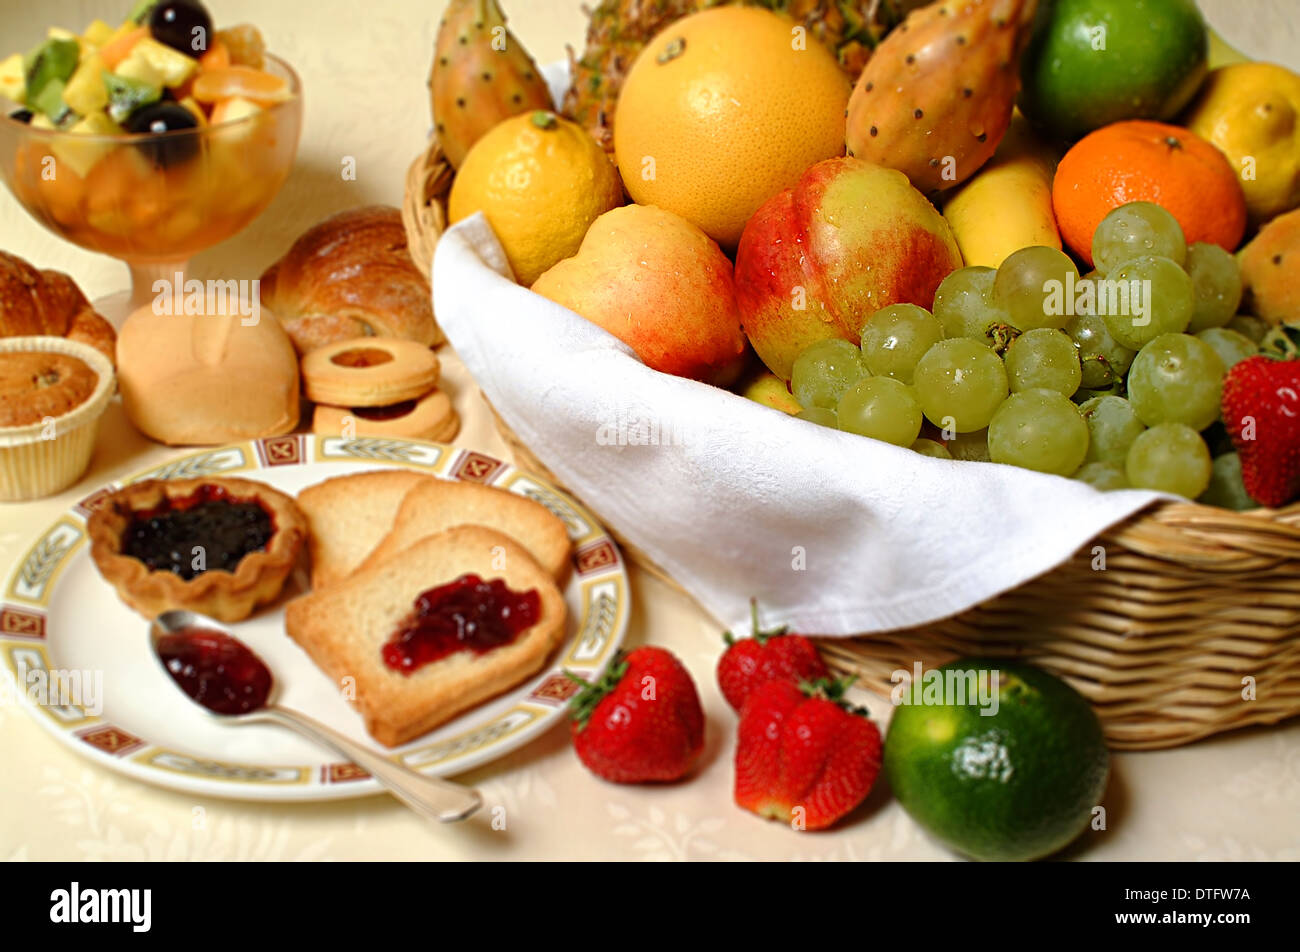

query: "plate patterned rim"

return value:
[0, 435, 630, 801]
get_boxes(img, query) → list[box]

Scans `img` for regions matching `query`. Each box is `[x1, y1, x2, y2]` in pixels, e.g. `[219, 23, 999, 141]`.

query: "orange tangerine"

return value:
[192, 66, 292, 106]
[1052, 120, 1248, 266]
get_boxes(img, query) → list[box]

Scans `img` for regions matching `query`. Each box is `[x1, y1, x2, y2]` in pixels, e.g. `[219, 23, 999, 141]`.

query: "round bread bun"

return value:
[301, 337, 440, 407]
[312, 388, 460, 442]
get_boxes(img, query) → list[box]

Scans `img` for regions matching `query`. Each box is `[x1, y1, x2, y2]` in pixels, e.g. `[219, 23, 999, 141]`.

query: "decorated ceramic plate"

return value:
[0, 435, 630, 802]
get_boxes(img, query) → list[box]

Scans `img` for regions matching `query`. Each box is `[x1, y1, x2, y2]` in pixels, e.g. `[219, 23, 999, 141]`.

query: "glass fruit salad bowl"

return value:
[0, 1, 301, 322]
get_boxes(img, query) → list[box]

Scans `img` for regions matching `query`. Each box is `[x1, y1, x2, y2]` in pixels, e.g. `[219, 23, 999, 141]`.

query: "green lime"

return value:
[1019, 0, 1208, 142]
[884, 658, 1109, 861]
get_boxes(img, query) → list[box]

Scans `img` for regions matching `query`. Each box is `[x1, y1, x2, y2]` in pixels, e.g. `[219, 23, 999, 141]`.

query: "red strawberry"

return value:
[568, 647, 704, 784]
[734, 678, 882, 831]
[1222, 326, 1300, 508]
[717, 602, 829, 713]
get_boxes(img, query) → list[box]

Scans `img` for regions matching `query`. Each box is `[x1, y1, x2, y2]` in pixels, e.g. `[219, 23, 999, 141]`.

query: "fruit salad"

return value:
[1, 1, 291, 135]
[0, 1, 299, 262]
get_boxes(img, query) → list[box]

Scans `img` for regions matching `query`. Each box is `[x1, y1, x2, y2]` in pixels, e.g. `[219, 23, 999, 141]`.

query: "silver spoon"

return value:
[149, 609, 482, 823]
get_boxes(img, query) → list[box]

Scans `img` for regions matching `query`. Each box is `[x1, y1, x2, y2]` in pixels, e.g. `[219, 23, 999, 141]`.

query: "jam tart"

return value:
[88, 476, 308, 623]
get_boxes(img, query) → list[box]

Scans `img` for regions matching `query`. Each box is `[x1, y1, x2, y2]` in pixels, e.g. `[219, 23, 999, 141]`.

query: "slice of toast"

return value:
[284, 525, 567, 748]
[354, 479, 572, 581]
[298, 470, 433, 589]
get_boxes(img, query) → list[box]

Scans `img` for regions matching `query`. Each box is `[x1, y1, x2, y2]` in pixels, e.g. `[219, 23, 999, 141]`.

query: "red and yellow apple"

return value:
[531, 205, 747, 384]
[735, 157, 964, 380]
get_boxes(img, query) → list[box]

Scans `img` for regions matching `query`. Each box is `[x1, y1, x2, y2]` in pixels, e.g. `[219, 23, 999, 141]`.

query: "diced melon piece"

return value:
[0, 53, 25, 104]
[210, 96, 262, 126]
[99, 25, 147, 70]
[51, 112, 121, 179]
[30, 112, 56, 130]
[83, 19, 116, 48]
[131, 37, 197, 88]
[114, 48, 164, 89]
[62, 52, 108, 116]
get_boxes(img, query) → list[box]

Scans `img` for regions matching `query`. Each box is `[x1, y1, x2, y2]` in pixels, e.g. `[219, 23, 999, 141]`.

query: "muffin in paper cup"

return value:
[0, 336, 115, 502]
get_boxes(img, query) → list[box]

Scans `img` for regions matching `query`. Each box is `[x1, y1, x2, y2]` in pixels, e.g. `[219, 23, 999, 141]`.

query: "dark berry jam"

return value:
[383, 573, 541, 675]
[122, 485, 273, 580]
[353, 400, 418, 421]
[157, 627, 273, 715]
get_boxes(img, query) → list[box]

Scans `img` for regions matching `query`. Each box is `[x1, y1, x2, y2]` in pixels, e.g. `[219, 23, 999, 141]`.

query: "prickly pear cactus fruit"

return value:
[430, 0, 555, 170]
[845, 0, 1039, 194]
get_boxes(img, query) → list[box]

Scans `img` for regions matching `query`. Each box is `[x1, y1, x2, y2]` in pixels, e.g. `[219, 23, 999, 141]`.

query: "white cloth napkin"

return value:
[433, 215, 1164, 636]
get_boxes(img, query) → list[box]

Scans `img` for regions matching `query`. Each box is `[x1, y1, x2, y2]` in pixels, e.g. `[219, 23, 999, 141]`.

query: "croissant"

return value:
[0, 251, 116, 367]
[260, 206, 442, 355]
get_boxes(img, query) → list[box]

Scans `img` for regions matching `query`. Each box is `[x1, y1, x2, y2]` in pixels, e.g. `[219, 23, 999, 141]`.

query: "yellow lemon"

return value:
[1183, 62, 1300, 227]
[449, 111, 624, 286]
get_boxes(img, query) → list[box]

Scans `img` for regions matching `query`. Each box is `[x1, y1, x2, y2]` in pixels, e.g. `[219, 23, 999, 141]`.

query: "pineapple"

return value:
[562, 0, 927, 154]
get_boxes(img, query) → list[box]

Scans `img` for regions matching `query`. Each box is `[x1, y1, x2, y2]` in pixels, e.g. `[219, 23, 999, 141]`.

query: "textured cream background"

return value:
[1, 0, 1298, 861]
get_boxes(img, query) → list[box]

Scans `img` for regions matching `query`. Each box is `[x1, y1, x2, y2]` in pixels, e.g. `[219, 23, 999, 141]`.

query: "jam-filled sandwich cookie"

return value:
[301, 337, 440, 407]
[88, 476, 308, 623]
[312, 388, 460, 442]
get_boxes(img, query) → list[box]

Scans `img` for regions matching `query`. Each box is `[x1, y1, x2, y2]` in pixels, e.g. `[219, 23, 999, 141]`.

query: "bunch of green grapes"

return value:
[779, 201, 1262, 506]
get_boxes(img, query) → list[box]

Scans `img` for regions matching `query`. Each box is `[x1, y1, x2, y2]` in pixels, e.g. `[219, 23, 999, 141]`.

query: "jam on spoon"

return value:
[156, 626, 273, 715]
[383, 573, 540, 675]
[148, 611, 483, 823]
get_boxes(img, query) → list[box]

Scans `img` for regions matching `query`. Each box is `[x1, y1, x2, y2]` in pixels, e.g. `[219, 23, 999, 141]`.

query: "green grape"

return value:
[1184, 242, 1242, 332]
[1091, 201, 1187, 274]
[837, 377, 923, 447]
[1227, 314, 1268, 344]
[1074, 461, 1129, 491]
[796, 407, 838, 428]
[994, 246, 1080, 331]
[791, 338, 866, 410]
[1198, 453, 1260, 511]
[1080, 395, 1146, 465]
[1125, 423, 1212, 498]
[911, 438, 952, 459]
[988, 389, 1090, 476]
[932, 266, 1016, 345]
[1065, 311, 1137, 389]
[859, 304, 943, 384]
[1196, 327, 1257, 370]
[1004, 328, 1082, 395]
[913, 338, 1010, 433]
[1102, 255, 1194, 349]
[947, 428, 990, 462]
[1127, 333, 1226, 430]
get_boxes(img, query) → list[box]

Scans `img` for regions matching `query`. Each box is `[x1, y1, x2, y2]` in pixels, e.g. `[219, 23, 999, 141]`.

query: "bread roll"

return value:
[260, 206, 442, 354]
[0, 251, 116, 366]
[116, 306, 300, 446]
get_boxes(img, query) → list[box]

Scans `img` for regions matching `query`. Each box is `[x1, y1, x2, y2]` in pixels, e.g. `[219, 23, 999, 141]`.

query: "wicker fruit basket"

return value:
[405, 136, 1300, 751]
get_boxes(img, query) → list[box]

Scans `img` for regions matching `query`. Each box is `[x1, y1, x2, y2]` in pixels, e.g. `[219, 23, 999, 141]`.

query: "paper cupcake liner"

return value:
[0, 336, 115, 502]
